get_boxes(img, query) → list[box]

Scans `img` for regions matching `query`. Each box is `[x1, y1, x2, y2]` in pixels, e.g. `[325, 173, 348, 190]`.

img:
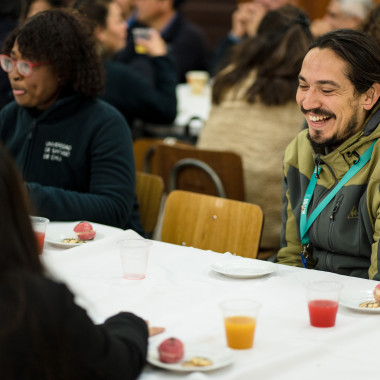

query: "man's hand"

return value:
[145, 320, 165, 337]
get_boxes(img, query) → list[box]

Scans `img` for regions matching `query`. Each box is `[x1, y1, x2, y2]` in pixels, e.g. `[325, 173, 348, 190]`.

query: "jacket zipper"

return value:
[328, 194, 344, 252]
[309, 158, 338, 244]
[23, 119, 37, 176]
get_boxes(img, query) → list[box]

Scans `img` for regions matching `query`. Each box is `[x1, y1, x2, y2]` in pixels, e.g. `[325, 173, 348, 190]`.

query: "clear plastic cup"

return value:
[307, 281, 343, 327]
[132, 28, 153, 54]
[220, 299, 261, 349]
[30, 216, 49, 254]
[185, 70, 210, 95]
[119, 239, 152, 280]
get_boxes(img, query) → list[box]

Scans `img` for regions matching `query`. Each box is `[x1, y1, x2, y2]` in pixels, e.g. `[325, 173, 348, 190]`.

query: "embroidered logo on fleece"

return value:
[42, 141, 72, 162]
[347, 206, 358, 219]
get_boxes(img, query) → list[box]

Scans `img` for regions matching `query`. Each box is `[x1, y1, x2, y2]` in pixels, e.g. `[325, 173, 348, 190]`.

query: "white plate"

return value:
[147, 343, 234, 372]
[210, 261, 274, 279]
[340, 289, 380, 313]
[45, 231, 104, 248]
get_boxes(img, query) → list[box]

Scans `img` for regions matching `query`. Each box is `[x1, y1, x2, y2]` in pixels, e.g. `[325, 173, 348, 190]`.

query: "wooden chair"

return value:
[161, 190, 263, 259]
[151, 143, 245, 201]
[133, 137, 194, 173]
[136, 171, 164, 237]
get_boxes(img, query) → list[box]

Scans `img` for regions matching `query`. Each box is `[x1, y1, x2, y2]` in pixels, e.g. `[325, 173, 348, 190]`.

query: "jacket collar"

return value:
[362, 102, 380, 136]
[312, 102, 380, 166]
[24, 92, 89, 122]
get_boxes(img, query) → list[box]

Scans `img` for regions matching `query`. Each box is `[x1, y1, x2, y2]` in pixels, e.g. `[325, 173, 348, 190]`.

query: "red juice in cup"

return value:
[308, 299, 338, 327]
[30, 216, 49, 255]
[35, 231, 46, 255]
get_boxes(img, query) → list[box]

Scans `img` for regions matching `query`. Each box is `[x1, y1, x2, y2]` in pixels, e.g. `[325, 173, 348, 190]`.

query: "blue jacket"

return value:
[0, 93, 144, 234]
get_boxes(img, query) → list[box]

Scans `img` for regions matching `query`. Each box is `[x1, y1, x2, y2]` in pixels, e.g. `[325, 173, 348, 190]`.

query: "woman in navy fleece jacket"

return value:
[0, 9, 144, 234]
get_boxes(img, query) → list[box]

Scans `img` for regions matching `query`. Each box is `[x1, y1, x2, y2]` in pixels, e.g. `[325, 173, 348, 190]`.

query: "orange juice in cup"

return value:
[224, 315, 256, 349]
[220, 299, 261, 349]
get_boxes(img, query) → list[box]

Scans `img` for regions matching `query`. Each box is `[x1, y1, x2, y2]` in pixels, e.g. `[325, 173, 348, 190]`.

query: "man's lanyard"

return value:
[299, 140, 377, 268]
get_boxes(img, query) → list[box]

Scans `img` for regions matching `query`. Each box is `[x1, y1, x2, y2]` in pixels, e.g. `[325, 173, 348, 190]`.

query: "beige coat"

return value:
[197, 73, 304, 250]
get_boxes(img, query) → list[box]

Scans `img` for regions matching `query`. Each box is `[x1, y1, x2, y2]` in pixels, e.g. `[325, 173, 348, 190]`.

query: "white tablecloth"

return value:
[41, 226, 380, 379]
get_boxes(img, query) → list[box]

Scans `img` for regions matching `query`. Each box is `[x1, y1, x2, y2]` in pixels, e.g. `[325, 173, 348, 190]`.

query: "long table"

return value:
[42, 225, 380, 379]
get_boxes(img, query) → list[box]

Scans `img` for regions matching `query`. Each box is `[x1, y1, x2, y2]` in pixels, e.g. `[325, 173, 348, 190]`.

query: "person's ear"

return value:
[94, 25, 106, 44]
[362, 83, 380, 111]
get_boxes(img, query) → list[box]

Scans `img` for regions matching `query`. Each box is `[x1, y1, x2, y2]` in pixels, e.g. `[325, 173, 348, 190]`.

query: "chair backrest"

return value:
[152, 143, 245, 201]
[133, 137, 194, 173]
[136, 171, 164, 236]
[161, 190, 263, 259]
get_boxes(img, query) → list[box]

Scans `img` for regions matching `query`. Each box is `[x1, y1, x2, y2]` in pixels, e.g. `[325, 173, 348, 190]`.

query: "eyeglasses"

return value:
[0, 54, 49, 77]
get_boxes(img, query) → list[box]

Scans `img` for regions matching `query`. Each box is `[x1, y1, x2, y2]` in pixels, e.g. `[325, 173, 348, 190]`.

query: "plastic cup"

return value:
[132, 28, 153, 54]
[119, 239, 152, 280]
[185, 70, 209, 95]
[30, 216, 49, 254]
[220, 299, 261, 349]
[306, 281, 343, 328]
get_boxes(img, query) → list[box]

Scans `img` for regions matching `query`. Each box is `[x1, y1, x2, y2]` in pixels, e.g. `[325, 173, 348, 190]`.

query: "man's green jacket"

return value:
[278, 104, 380, 280]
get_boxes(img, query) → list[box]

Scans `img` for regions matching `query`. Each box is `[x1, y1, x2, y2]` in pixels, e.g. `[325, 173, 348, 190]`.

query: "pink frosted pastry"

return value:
[74, 221, 96, 240]
[373, 284, 380, 302]
[158, 338, 184, 364]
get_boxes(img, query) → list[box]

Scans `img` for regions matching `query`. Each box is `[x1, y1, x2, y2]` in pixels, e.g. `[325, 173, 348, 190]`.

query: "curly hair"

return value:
[4, 8, 104, 97]
[362, 4, 380, 49]
[212, 5, 313, 106]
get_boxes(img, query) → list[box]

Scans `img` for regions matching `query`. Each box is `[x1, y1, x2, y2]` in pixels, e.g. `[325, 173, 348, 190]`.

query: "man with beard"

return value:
[277, 29, 380, 280]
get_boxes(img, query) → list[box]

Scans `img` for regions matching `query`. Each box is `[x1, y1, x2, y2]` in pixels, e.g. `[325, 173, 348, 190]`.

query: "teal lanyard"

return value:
[300, 140, 377, 266]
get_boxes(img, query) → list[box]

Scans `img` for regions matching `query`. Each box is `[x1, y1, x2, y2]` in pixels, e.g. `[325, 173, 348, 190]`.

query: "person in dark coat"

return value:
[115, 0, 209, 83]
[77, 0, 177, 132]
[0, 143, 150, 380]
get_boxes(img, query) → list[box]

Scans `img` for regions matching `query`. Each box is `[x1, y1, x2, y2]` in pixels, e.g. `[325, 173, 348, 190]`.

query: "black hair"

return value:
[309, 29, 380, 94]
[0, 144, 79, 379]
[77, 0, 111, 29]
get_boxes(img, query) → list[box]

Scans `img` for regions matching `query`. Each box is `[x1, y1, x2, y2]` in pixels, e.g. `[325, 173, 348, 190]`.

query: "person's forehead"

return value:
[301, 48, 350, 83]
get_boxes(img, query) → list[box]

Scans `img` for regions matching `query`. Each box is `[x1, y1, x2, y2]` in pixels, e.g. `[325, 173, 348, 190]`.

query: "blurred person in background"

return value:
[198, 5, 313, 256]
[115, 0, 209, 83]
[77, 0, 177, 135]
[210, 0, 300, 76]
[20, 0, 69, 22]
[0, 143, 157, 379]
[114, 0, 134, 19]
[0, 0, 21, 109]
[0, 9, 144, 234]
[310, 0, 374, 38]
[361, 3, 380, 47]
